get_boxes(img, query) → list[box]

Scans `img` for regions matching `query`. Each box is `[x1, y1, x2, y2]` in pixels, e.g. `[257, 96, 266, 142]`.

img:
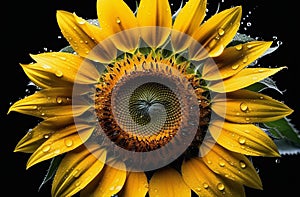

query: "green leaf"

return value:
[264, 118, 300, 146]
[59, 45, 75, 53]
[39, 155, 63, 191]
[245, 77, 283, 94]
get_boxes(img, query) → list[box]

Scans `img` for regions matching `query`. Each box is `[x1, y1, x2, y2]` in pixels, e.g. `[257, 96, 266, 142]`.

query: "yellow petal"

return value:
[52, 144, 106, 197]
[191, 6, 242, 59]
[149, 167, 190, 197]
[211, 89, 294, 123]
[173, 0, 206, 35]
[73, 13, 118, 62]
[137, 0, 172, 48]
[182, 157, 245, 196]
[119, 172, 148, 197]
[8, 88, 90, 119]
[202, 143, 263, 189]
[97, 0, 138, 51]
[171, 0, 207, 52]
[202, 41, 273, 80]
[57, 10, 99, 59]
[208, 67, 286, 93]
[20, 63, 70, 89]
[209, 120, 280, 157]
[26, 123, 94, 169]
[82, 162, 127, 197]
[14, 116, 74, 153]
[30, 52, 100, 85]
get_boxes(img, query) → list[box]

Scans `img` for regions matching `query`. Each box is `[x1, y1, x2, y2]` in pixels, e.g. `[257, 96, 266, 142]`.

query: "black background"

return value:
[2, 0, 299, 196]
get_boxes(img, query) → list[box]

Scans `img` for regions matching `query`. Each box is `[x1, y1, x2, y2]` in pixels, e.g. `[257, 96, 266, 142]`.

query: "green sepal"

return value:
[38, 155, 63, 191]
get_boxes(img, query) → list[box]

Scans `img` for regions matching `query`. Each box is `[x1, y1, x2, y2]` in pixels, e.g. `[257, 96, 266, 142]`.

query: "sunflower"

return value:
[9, 0, 293, 196]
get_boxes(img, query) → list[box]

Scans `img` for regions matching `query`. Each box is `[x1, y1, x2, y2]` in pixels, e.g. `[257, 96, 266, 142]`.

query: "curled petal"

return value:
[202, 41, 273, 80]
[202, 143, 263, 189]
[211, 89, 294, 123]
[182, 158, 245, 196]
[191, 6, 242, 59]
[209, 120, 280, 157]
[173, 0, 206, 35]
[52, 144, 106, 197]
[207, 67, 286, 93]
[149, 167, 190, 197]
[73, 13, 118, 63]
[26, 123, 94, 169]
[56, 10, 99, 59]
[14, 116, 74, 153]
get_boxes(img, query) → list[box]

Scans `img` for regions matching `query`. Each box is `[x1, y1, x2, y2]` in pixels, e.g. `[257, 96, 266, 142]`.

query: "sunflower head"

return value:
[10, 0, 294, 196]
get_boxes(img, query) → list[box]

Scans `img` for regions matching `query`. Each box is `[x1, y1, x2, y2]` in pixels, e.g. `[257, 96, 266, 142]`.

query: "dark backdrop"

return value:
[3, 0, 299, 196]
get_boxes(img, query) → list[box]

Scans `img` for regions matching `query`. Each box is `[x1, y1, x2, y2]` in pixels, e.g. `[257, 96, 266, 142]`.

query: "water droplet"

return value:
[239, 161, 247, 169]
[238, 137, 246, 144]
[203, 183, 209, 189]
[240, 102, 248, 112]
[73, 169, 80, 177]
[55, 70, 63, 78]
[195, 187, 201, 192]
[109, 186, 115, 191]
[65, 139, 73, 147]
[33, 105, 38, 110]
[242, 56, 248, 63]
[217, 183, 225, 191]
[116, 17, 121, 24]
[231, 64, 239, 70]
[56, 97, 63, 104]
[235, 44, 243, 51]
[43, 134, 50, 139]
[219, 161, 225, 167]
[42, 145, 51, 152]
[275, 158, 280, 164]
[75, 181, 81, 187]
[218, 28, 225, 36]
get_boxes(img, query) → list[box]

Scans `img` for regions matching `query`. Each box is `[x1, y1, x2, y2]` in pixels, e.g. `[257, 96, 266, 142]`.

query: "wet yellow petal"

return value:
[14, 116, 74, 153]
[97, 0, 138, 51]
[20, 63, 70, 89]
[202, 41, 273, 80]
[81, 163, 126, 197]
[182, 157, 245, 196]
[119, 172, 148, 197]
[26, 123, 94, 169]
[8, 88, 90, 119]
[173, 0, 206, 35]
[208, 67, 286, 93]
[171, 0, 207, 52]
[137, 0, 172, 48]
[137, 0, 171, 27]
[149, 167, 190, 197]
[210, 120, 280, 157]
[212, 89, 294, 123]
[202, 143, 263, 189]
[57, 10, 99, 58]
[52, 144, 106, 197]
[30, 52, 100, 85]
[73, 13, 118, 62]
[191, 6, 242, 59]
